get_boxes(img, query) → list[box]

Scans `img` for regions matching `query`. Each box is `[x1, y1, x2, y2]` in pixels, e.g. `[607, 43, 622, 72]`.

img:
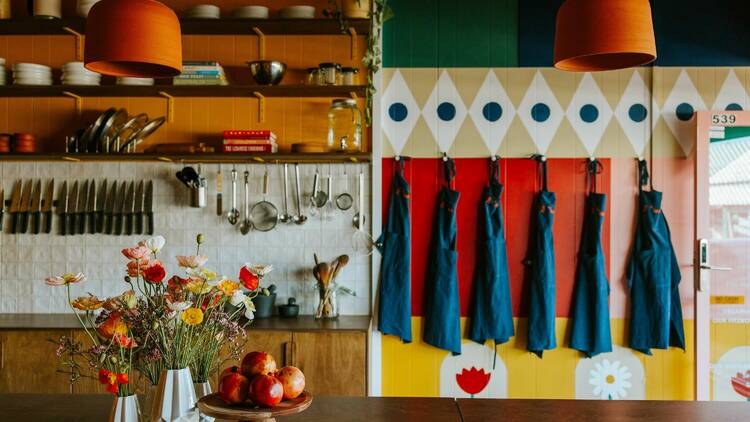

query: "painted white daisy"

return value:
[589, 359, 632, 400]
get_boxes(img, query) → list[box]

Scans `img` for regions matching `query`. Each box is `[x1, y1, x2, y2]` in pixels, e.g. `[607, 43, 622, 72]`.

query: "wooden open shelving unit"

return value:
[0, 85, 366, 98]
[0, 152, 371, 163]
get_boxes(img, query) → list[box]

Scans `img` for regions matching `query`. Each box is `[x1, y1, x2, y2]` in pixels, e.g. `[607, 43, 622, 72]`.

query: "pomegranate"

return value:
[241, 351, 277, 378]
[275, 366, 305, 399]
[248, 374, 284, 408]
[218, 372, 250, 405]
[220, 366, 241, 380]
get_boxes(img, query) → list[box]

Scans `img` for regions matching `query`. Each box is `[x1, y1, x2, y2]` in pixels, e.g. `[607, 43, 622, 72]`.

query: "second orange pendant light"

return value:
[553, 0, 657, 72]
[84, 0, 183, 78]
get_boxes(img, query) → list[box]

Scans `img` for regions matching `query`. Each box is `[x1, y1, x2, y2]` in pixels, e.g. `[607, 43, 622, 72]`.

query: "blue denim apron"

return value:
[628, 160, 685, 355]
[377, 159, 412, 343]
[469, 158, 514, 352]
[423, 158, 462, 355]
[527, 157, 557, 358]
[570, 159, 612, 358]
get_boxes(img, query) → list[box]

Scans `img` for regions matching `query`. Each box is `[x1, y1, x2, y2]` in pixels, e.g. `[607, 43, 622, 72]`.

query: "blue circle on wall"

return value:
[388, 102, 408, 122]
[628, 104, 648, 123]
[531, 103, 551, 123]
[482, 102, 503, 122]
[437, 102, 456, 121]
[579, 104, 599, 123]
[676, 103, 694, 121]
[726, 103, 743, 111]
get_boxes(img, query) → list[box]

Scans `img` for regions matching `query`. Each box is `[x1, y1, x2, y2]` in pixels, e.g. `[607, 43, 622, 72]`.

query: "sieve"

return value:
[250, 168, 279, 232]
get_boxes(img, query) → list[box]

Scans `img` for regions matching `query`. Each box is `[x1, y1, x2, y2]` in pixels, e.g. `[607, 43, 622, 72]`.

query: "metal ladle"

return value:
[227, 167, 240, 225]
[279, 163, 292, 223]
[240, 170, 252, 235]
[292, 163, 307, 225]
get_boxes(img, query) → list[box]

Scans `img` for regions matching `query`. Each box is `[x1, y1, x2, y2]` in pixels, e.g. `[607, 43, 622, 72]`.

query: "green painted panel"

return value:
[382, 0, 519, 68]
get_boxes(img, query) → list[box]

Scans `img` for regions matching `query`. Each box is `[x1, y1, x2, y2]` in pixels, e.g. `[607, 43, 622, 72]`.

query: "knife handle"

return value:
[135, 213, 144, 235]
[87, 212, 96, 234]
[9, 212, 16, 234]
[43, 211, 52, 234]
[60, 213, 67, 236]
[95, 211, 104, 234]
[18, 212, 28, 234]
[125, 213, 133, 236]
[78, 212, 86, 235]
[146, 212, 154, 235]
[105, 213, 113, 235]
[31, 211, 40, 235]
[114, 213, 123, 236]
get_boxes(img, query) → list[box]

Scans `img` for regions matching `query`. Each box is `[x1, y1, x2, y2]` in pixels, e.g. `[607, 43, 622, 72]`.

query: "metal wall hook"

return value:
[442, 152, 449, 162]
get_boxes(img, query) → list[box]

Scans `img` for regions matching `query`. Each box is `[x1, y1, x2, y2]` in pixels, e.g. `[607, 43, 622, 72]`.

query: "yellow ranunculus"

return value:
[185, 278, 212, 295]
[181, 307, 204, 325]
[216, 280, 240, 297]
[71, 295, 105, 311]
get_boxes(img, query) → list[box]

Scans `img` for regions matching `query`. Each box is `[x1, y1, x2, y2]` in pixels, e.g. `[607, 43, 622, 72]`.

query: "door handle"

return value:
[700, 264, 732, 271]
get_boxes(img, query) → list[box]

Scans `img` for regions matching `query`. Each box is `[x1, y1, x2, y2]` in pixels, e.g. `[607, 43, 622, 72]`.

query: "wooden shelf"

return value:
[0, 84, 366, 98]
[0, 152, 371, 164]
[0, 18, 369, 36]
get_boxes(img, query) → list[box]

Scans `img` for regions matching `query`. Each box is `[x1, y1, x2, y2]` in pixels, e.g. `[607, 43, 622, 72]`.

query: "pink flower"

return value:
[45, 272, 86, 286]
[122, 245, 149, 261]
[127, 258, 150, 277]
[176, 255, 208, 269]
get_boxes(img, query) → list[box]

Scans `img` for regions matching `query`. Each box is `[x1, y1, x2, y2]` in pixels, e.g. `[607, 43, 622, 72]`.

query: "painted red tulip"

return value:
[731, 370, 750, 400]
[455, 367, 491, 396]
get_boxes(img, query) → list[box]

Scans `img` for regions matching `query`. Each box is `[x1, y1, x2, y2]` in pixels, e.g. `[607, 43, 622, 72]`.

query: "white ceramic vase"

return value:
[150, 368, 197, 422]
[109, 394, 141, 422]
[193, 382, 215, 422]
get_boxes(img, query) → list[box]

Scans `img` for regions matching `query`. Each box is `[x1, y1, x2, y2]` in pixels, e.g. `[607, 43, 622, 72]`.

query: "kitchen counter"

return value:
[1, 394, 748, 422]
[0, 314, 371, 332]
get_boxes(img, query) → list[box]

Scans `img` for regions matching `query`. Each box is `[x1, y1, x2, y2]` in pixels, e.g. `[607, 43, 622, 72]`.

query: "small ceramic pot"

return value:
[342, 0, 370, 19]
[251, 293, 276, 319]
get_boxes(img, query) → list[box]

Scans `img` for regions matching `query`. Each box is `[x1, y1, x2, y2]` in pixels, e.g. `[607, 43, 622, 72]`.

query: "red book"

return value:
[223, 130, 276, 140]
[222, 138, 276, 145]
[223, 144, 278, 153]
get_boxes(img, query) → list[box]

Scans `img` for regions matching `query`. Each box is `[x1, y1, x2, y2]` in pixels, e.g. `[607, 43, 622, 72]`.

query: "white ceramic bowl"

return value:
[14, 79, 53, 86]
[76, 0, 101, 17]
[185, 4, 220, 18]
[13, 71, 53, 80]
[231, 5, 269, 19]
[117, 77, 155, 86]
[62, 78, 100, 86]
[279, 5, 316, 19]
[12, 63, 52, 73]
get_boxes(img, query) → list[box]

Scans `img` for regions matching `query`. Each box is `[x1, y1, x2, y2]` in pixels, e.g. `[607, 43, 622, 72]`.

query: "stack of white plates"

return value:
[279, 5, 316, 19]
[13, 63, 52, 86]
[77, 0, 101, 17]
[0, 58, 6, 86]
[62, 61, 101, 86]
[117, 77, 155, 86]
[185, 4, 220, 19]
[232, 5, 269, 19]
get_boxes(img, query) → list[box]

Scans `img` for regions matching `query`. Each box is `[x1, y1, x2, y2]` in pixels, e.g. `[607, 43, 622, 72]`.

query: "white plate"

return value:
[232, 5, 269, 19]
[14, 80, 53, 86]
[185, 4, 220, 18]
[12, 63, 51, 72]
[279, 5, 315, 19]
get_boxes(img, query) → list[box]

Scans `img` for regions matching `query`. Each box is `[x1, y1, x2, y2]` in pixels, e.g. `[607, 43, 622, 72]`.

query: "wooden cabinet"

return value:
[293, 332, 367, 396]
[0, 329, 72, 394]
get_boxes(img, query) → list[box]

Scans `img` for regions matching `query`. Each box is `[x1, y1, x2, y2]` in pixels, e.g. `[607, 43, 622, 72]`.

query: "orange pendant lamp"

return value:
[553, 0, 657, 72]
[84, 0, 182, 77]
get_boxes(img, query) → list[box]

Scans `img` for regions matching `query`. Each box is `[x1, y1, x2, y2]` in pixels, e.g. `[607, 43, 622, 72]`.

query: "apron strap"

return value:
[443, 156, 456, 189]
[395, 155, 410, 176]
[532, 155, 548, 191]
[587, 158, 603, 194]
[638, 158, 650, 191]
[489, 156, 501, 185]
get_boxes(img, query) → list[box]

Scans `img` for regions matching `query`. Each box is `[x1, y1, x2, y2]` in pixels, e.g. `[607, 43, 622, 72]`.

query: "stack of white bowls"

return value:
[232, 5, 269, 19]
[117, 77, 155, 86]
[0, 58, 6, 86]
[62, 61, 101, 86]
[77, 0, 101, 17]
[279, 5, 316, 19]
[13, 63, 52, 86]
[184, 4, 220, 19]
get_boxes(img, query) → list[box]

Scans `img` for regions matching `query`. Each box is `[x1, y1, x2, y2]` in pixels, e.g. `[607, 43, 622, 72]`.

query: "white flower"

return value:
[244, 307, 255, 320]
[142, 236, 166, 254]
[230, 290, 246, 307]
[244, 263, 273, 277]
[589, 359, 632, 400]
[166, 300, 192, 313]
[176, 255, 208, 269]
[229, 290, 256, 319]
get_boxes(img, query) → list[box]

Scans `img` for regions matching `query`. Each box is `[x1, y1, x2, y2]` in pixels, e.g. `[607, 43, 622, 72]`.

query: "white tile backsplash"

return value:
[0, 162, 372, 315]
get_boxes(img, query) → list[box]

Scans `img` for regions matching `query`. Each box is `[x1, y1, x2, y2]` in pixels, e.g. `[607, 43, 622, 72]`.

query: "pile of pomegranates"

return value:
[218, 351, 306, 408]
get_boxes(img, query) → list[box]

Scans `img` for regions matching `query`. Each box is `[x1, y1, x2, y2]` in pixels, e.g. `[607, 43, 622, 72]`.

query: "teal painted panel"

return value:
[383, 0, 519, 68]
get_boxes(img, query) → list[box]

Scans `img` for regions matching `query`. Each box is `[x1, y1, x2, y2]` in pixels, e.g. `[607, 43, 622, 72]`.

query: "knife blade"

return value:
[113, 181, 127, 236]
[104, 180, 117, 235]
[86, 179, 96, 234]
[76, 180, 89, 235]
[17, 180, 33, 234]
[95, 180, 107, 234]
[123, 181, 135, 236]
[29, 180, 42, 235]
[145, 180, 154, 235]
[67, 181, 79, 236]
[58, 181, 68, 236]
[0, 188, 4, 229]
[134, 181, 145, 235]
[41, 180, 54, 234]
[7, 180, 21, 234]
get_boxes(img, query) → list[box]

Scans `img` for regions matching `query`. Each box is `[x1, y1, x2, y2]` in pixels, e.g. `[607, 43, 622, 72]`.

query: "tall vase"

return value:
[193, 382, 215, 422]
[109, 394, 141, 422]
[150, 368, 197, 422]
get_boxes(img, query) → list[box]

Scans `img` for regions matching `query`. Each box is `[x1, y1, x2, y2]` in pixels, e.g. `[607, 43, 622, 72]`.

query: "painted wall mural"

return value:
[574, 346, 645, 400]
[439, 342, 507, 398]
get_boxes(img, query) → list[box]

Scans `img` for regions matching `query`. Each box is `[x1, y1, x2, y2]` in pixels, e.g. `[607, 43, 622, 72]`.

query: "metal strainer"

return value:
[250, 168, 279, 232]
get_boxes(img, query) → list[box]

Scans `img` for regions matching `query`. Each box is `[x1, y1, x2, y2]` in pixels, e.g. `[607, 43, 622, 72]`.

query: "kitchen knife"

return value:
[76, 180, 89, 235]
[58, 181, 68, 236]
[216, 166, 223, 216]
[29, 180, 42, 235]
[134, 181, 145, 235]
[7, 180, 21, 234]
[113, 181, 127, 236]
[103, 180, 117, 235]
[0, 188, 4, 229]
[17, 180, 33, 234]
[145, 180, 154, 235]
[123, 181, 135, 236]
[67, 181, 79, 236]
[86, 179, 96, 234]
[95, 180, 107, 234]
[41, 180, 54, 234]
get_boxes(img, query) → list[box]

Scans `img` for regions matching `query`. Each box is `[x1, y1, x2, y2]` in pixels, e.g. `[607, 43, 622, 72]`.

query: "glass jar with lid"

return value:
[327, 98, 363, 152]
[319, 62, 341, 85]
[340, 67, 359, 85]
[305, 67, 322, 85]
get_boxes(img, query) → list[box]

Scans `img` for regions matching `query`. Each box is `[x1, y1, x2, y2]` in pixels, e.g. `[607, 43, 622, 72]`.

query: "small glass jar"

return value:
[340, 67, 359, 85]
[305, 67, 321, 85]
[327, 98, 363, 152]
[319, 62, 341, 85]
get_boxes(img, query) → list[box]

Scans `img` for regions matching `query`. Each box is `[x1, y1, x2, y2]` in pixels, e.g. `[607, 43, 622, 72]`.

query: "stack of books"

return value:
[173, 61, 228, 86]
[222, 130, 278, 153]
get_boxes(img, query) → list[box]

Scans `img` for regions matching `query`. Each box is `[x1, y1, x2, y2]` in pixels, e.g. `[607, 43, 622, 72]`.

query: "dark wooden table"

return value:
[1, 394, 748, 422]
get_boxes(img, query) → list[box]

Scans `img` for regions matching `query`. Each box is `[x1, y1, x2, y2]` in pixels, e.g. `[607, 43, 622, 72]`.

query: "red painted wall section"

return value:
[381, 157, 611, 318]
